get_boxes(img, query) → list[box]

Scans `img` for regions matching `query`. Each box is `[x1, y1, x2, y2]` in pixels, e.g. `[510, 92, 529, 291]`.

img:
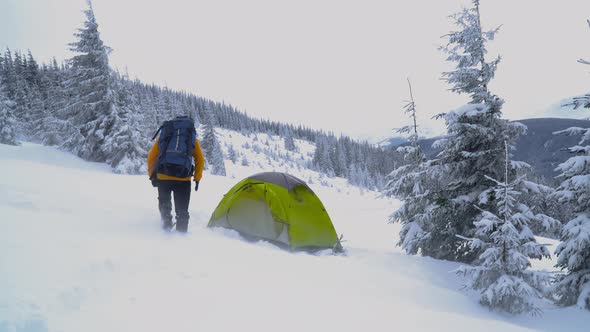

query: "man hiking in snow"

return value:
[147, 116, 205, 232]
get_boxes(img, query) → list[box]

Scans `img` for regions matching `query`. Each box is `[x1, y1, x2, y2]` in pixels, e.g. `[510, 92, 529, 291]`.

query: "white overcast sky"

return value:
[1, 0, 590, 139]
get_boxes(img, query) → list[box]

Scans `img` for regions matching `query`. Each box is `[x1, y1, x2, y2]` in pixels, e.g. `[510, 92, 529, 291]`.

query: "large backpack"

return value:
[152, 116, 197, 178]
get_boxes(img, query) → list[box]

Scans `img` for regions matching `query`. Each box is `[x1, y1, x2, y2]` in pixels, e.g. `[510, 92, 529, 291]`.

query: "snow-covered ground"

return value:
[1, 141, 588, 332]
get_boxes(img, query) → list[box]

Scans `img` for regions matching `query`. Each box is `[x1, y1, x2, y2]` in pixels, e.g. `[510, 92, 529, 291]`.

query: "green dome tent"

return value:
[208, 172, 340, 250]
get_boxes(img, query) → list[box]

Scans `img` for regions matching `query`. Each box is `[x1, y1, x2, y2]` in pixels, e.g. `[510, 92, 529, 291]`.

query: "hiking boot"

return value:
[162, 219, 173, 231]
[176, 219, 188, 233]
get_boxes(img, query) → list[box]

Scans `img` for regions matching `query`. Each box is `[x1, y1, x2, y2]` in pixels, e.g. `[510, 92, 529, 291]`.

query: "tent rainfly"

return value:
[208, 172, 340, 250]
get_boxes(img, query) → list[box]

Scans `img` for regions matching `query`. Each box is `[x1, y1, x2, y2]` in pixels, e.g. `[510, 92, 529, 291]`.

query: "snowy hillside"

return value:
[212, 128, 350, 190]
[1, 141, 588, 332]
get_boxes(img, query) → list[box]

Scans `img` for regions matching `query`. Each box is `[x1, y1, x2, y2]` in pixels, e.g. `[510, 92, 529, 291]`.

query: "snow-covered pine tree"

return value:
[22, 54, 47, 140]
[519, 179, 565, 239]
[201, 107, 226, 176]
[549, 18, 590, 311]
[241, 155, 249, 166]
[565, 19, 590, 110]
[426, 0, 525, 262]
[228, 144, 238, 164]
[12, 52, 31, 138]
[25, 87, 46, 141]
[62, 0, 117, 161]
[384, 78, 433, 254]
[0, 49, 17, 100]
[457, 141, 550, 315]
[24, 50, 41, 89]
[347, 163, 361, 187]
[337, 140, 349, 176]
[283, 126, 297, 152]
[552, 126, 590, 310]
[103, 75, 147, 174]
[42, 58, 68, 114]
[0, 81, 18, 145]
[395, 78, 423, 164]
[312, 136, 334, 176]
[8, 50, 45, 140]
[38, 59, 82, 147]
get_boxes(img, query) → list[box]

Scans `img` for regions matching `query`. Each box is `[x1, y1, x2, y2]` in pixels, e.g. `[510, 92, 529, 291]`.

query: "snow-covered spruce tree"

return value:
[394, 79, 424, 166]
[552, 126, 590, 310]
[103, 76, 147, 174]
[457, 142, 550, 315]
[332, 139, 349, 178]
[21, 50, 46, 140]
[26, 87, 46, 141]
[0, 49, 17, 100]
[62, 0, 117, 162]
[0, 82, 18, 145]
[201, 107, 226, 176]
[39, 59, 84, 148]
[24, 50, 41, 89]
[282, 125, 297, 152]
[13, 57, 31, 138]
[312, 136, 335, 176]
[3, 50, 37, 139]
[518, 179, 565, 239]
[241, 155, 249, 166]
[35, 59, 72, 146]
[228, 144, 238, 164]
[549, 18, 590, 311]
[426, 0, 525, 262]
[384, 78, 433, 254]
[565, 19, 590, 110]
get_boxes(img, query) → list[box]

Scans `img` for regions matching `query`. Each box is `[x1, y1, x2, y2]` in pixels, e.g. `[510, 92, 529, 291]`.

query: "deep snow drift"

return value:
[0, 142, 587, 332]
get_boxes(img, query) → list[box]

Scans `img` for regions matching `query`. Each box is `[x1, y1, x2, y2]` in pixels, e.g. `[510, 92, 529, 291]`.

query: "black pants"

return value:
[157, 180, 191, 232]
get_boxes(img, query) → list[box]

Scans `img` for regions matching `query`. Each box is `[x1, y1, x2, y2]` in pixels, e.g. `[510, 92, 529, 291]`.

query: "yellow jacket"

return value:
[147, 138, 205, 182]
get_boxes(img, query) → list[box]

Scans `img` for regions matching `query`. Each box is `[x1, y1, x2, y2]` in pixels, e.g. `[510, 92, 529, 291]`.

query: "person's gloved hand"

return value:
[194, 181, 199, 192]
[151, 178, 158, 187]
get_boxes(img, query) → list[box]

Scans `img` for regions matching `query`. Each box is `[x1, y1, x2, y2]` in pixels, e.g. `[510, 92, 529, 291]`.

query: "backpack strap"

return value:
[185, 126, 195, 157]
[151, 125, 163, 141]
[187, 127, 196, 176]
[156, 121, 175, 169]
